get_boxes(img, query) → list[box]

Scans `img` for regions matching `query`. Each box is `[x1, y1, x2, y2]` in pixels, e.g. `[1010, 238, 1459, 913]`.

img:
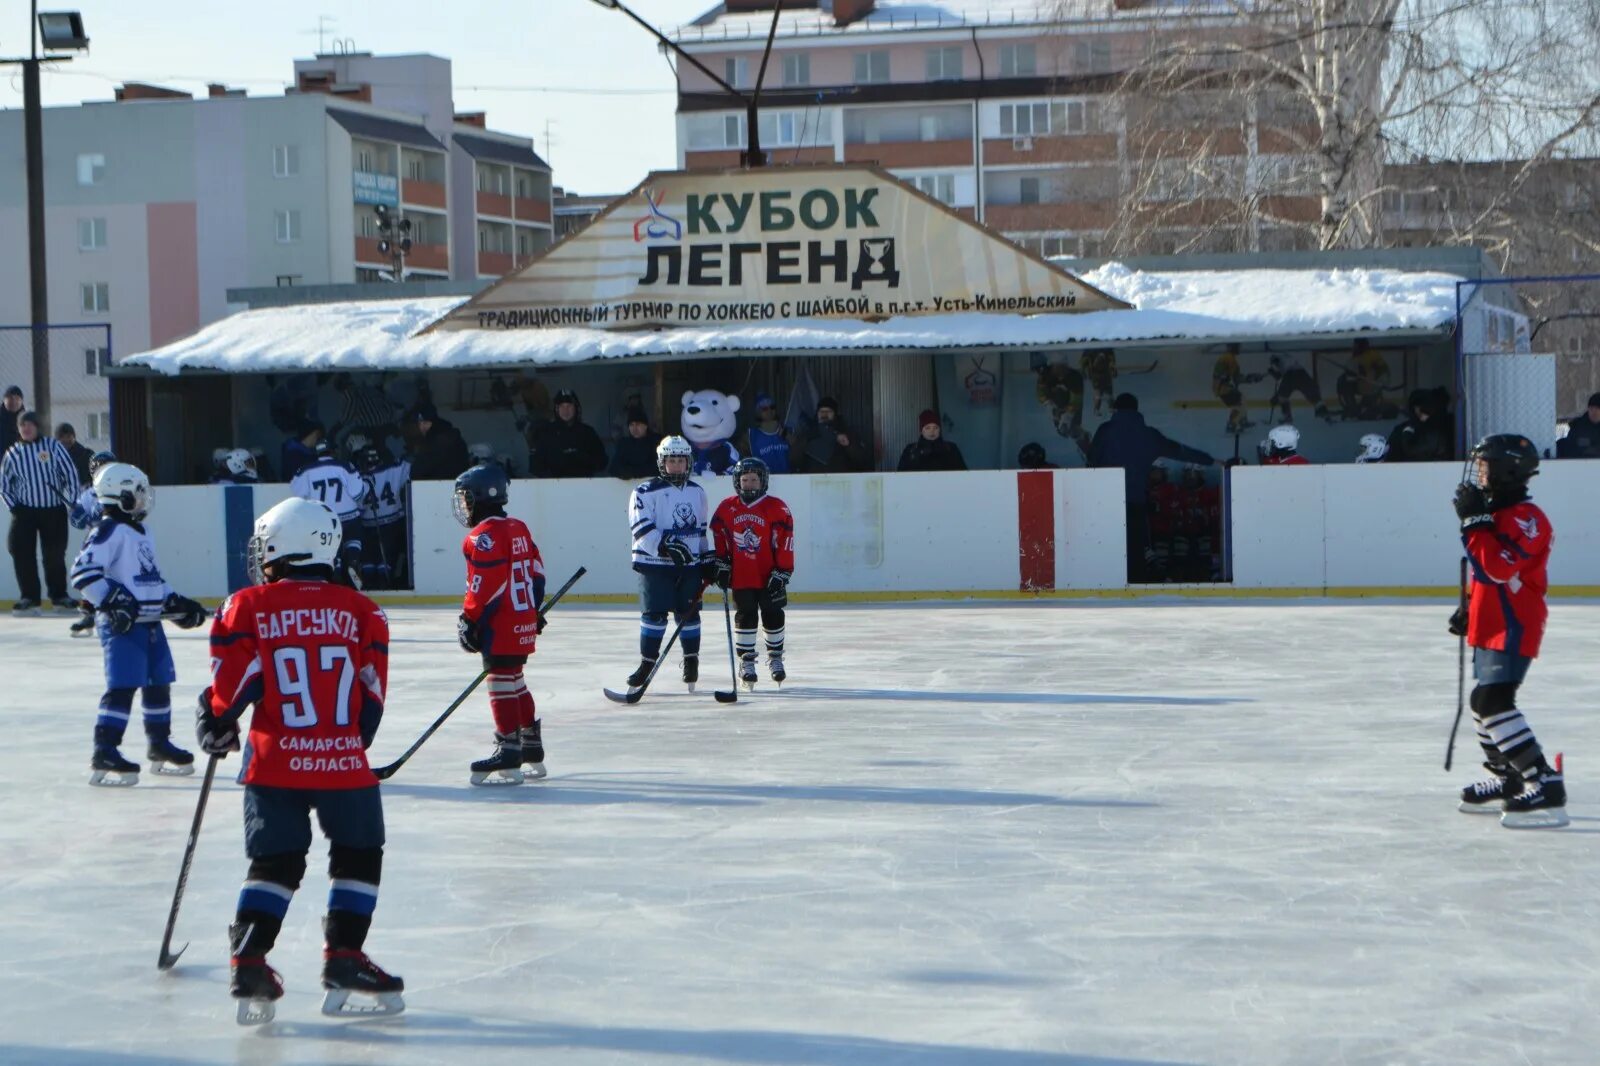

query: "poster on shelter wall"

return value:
[426, 165, 1127, 333]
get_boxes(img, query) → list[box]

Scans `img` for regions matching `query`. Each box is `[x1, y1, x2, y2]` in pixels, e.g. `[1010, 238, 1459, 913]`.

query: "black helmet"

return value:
[731, 456, 770, 504]
[89, 450, 117, 479]
[1018, 442, 1047, 468]
[354, 444, 383, 475]
[1468, 434, 1539, 497]
[452, 461, 510, 528]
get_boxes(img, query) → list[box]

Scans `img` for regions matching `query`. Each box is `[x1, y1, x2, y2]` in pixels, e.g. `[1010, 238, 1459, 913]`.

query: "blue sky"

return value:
[0, 0, 716, 194]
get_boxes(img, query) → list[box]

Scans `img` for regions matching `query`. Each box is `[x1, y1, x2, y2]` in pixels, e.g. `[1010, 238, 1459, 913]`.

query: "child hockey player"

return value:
[1452, 434, 1566, 828]
[1262, 424, 1309, 465]
[453, 463, 547, 785]
[69, 462, 207, 785]
[708, 458, 794, 688]
[67, 449, 116, 637]
[356, 441, 411, 590]
[289, 440, 368, 587]
[194, 496, 403, 1024]
[623, 435, 709, 694]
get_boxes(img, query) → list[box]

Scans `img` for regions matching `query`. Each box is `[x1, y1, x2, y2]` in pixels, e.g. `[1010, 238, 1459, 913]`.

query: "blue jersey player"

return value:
[622, 435, 710, 693]
[69, 462, 208, 785]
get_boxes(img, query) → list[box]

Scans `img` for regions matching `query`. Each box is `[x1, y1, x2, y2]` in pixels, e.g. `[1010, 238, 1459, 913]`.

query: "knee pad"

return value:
[100, 688, 135, 713]
[141, 684, 171, 709]
[1470, 683, 1517, 718]
[642, 611, 668, 626]
[329, 844, 383, 886]
[247, 852, 308, 892]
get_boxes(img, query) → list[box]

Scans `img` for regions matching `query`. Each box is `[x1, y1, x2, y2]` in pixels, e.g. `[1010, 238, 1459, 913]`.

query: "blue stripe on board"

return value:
[224, 485, 255, 592]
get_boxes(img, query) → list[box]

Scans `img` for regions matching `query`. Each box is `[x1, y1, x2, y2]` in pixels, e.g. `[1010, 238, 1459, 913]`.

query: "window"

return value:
[913, 174, 956, 205]
[999, 102, 1050, 137]
[83, 346, 110, 376]
[273, 144, 300, 178]
[80, 282, 109, 313]
[854, 50, 889, 84]
[782, 53, 810, 87]
[77, 153, 105, 186]
[926, 46, 963, 81]
[1074, 39, 1112, 72]
[1019, 177, 1041, 205]
[516, 174, 531, 198]
[723, 114, 745, 148]
[999, 43, 1037, 77]
[77, 217, 107, 251]
[406, 156, 425, 182]
[274, 209, 302, 243]
[356, 146, 375, 173]
[758, 111, 805, 147]
[356, 267, 385, 283]
[477, 165, 509, 195]
[1051, 99, 1099, 135]
[517, 230, 533, 256]
[87, 412, 111, 439]
[724, 57, 750, 90]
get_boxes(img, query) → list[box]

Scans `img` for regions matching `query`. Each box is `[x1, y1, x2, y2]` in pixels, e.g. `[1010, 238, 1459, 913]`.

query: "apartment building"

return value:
[671, 0, 1322, 258]
[0, 52, 551, 440]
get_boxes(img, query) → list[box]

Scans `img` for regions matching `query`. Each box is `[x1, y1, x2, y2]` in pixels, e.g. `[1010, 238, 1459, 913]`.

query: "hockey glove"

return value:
[457, 612, 482, 654]
[194, 688, 241, 756]
[661, 538, 695, 568]
[1448, 606, 1467, 637]
[100, 584, 138, 635]
[1453, 484, 1494, 531]
[704, 558, 732, 591]
[765, 570, 791, 609]
[163, 593, 208, 629]
[68, 502, 93, 529]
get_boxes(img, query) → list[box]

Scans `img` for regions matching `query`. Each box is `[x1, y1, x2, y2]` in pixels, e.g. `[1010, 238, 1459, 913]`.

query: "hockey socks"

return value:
[487, 672, 526, 735]
[640, 616, 668, 660]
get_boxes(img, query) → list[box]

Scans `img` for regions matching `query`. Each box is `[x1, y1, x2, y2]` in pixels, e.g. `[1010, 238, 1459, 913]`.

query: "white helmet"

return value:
[1267, 424, 1300, 454]
[656, 434, 693, 485]
[1356, 433, 1389, 463]
[224, 447, 258, 479]
[93, 462, 152, 520]
[247, 497, 341, 583]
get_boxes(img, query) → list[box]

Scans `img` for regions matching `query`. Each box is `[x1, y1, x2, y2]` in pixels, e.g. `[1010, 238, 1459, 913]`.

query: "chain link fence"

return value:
[0, 324, 116, 447]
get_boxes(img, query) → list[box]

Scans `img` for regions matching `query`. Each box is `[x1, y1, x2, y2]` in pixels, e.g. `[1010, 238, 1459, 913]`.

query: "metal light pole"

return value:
[3, 8, 90, 425]
[586, 0, 783, 168]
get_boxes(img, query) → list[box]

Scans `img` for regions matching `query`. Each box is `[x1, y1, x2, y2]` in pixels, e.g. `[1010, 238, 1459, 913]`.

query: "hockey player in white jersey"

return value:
[211, 448, 260, 485]
[289, 441, 368, 586]
[354, 441, 410, 589]
[622, 435, 710, 692]
[69, 462, 208, 785]
[68, 450, 116, 636]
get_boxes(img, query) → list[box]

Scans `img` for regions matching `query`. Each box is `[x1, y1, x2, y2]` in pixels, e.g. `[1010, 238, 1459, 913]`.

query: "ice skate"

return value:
[50, 597, 78, 616]
[1459, 761, 1512, 813]
[519, 721, 547, 780]
[469, 732, 524, 786]
[69, 603, 95, 636]
[320, 949, 406, 1017]
[231, 956, 284, 1026]
[147, 736, 196, 777]
[682, 654, 699, 692]
[768, 655, 786, 685]
[89, 746, 139, 787]
[1502, 755, 1568, 829]
[739, 657, 758, 691]
[11, 598, 41, 617]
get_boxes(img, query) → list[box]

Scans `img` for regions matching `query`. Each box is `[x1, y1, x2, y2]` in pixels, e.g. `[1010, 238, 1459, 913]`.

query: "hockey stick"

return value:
[157, 753, 222, 971]
[372, 565, 586, 780]
[1444, 560, 1469, 771]
[713, 585, 739, 704]
[603, 621, 682, 704]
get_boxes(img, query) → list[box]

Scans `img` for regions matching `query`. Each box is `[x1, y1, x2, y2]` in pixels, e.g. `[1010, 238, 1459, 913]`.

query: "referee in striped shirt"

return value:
[2, 410, 80, 614]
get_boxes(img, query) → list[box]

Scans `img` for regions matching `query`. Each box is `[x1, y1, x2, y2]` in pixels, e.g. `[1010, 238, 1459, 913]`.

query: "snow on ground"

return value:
[120, 264, 1459, 375]
[2, 601, 1597, 1065]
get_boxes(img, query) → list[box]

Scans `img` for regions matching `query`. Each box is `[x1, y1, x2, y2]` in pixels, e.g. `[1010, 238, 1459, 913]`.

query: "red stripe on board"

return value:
[1017, 470, 1056, 591]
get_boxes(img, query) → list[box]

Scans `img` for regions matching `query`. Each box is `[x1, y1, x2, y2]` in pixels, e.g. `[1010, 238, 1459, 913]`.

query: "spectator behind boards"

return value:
[1386, 388, 1452, 462]
[608, 409, 660, 480]
[280, 420, 324, 482]
[792, 396, 870, 473]
[528, 389, 607, 478]
[742, 393, 792, 474]
[896, 410, 967, 472]
[410, 403, 471, 481]
[1556, 393, 1600, 459]
[2, 385, 25, 455]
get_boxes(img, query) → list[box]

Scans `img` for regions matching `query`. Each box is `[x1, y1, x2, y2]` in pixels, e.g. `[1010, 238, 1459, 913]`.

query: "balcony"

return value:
[477, 191, 513, 219]
[407, 242, 450, 271]
[402, 179, 446, 210]
[984, 202, 1115, 232]
[685, 146, 834, 169]
[982, 134, 1118, 166]
[354, 236, 388, 265]
[842, 139, 972, 167]
[514, 195, 552, 225]
[478, 250, 514, 277]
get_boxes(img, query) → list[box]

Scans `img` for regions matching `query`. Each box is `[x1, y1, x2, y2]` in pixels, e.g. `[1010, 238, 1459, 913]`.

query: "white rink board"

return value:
[3, 601, 1600, 1065]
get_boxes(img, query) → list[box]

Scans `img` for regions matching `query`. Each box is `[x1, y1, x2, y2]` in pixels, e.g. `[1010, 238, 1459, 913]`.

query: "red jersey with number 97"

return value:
[207, 579, 389, 790]
[462, 515, 544, 656]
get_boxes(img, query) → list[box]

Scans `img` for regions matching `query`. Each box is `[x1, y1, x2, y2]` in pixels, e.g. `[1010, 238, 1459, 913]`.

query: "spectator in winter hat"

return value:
[607, 408, 660, 480]
[1017, 442, 1058, 469]
[897, 410, 967, 472]
[279, 419, 324, 482]
[793, 395, 870, 473]
[54, 423, 93, 486]
[1557, 392, 1600, 459]
[1, 385, 23, 455]
[410, 402, 471, 481]
[528, 388, 607, 479]
[742, 392, 792, 474]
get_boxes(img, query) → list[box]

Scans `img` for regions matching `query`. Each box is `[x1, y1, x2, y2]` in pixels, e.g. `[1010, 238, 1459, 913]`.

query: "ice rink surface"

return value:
[2, 600, 1597, 1066]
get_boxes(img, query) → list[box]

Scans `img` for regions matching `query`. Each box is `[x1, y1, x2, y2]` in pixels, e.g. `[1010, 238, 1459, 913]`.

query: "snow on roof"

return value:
[120, 264, 1460, 376]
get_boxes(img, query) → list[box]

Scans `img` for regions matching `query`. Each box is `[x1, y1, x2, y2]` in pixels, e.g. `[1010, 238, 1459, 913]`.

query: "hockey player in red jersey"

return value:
[1451, 433, 1566, 828]
[708, 457, 795, 688]
[1262, 424, 1310, 465]
[194, 497, 403, 1025]
[453, 462, 546, 785]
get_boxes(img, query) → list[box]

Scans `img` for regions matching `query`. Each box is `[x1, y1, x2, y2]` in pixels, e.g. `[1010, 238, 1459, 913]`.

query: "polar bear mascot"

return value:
[680, 389, 742, 476]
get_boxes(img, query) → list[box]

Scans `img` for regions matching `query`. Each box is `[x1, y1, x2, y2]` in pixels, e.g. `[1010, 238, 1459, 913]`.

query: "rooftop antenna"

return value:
[313, 14, 335, 54]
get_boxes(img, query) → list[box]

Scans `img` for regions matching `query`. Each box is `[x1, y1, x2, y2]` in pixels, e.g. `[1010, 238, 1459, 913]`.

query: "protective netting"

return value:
[0, 324, 116, 446]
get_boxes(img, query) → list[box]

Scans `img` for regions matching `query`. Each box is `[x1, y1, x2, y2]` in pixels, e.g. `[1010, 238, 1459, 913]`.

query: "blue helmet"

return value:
[731, 456, 770, 504]
[453, 462, 510, 527]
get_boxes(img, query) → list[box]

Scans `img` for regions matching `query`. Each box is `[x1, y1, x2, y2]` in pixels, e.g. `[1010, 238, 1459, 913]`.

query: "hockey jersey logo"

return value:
[733, 527, 763, 552]
[1515, 514, 1540, 540]
[475, 532, 495, 552]
[134, 542, 164, 586]
[671, 502, 699, 532]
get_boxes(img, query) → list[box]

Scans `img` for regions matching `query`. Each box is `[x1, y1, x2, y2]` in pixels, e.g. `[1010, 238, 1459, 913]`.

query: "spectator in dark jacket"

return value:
[280, 419, 324, 481]
[608, 409, 660, 480]
[1557, 392, 1600, 459]
[1087, 393, 1214, 583]
[411, 403, 471, 481]
[1017, 442, 1059, 469]
[793, 396, 870, 473]
[528, 389, 607, 478]
[54, 423, 93, 485]
[897, 410, 967, 472]
[1, 385, 23, 456]
[1385, 388, 1452, 462]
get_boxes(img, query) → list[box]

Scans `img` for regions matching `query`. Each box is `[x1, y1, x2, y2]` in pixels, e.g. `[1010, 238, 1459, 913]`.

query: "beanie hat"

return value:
[1588, 392, 1600, 409]
[918, 409, 939, 429]
[18, 409, 39, 428]
[554, 389, 579, 406]
[817, 395, 839, 412]
[3, 385, 21, 399]
[1113, 393, 1138, 412]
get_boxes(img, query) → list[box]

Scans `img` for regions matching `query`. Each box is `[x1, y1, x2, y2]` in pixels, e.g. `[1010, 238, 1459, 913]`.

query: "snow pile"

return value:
[121, 265, 1462, 376]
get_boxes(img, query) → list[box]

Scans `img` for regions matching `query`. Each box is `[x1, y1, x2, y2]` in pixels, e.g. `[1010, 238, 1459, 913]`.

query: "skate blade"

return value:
[320, 988, 405, 1017]
[69, 627, 93, 638]
[523, 762, 547, 780]
[88, 769, 139, 787]
[1458, 802, 1502, 814]
[1501, 808, 1570, 829]
[741, 679, 756, 691]
[236, 997, 277, 1026]
[685, 682, 696, 693]
[150, 761, 196, 777]
[469, 767, 525, 786]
